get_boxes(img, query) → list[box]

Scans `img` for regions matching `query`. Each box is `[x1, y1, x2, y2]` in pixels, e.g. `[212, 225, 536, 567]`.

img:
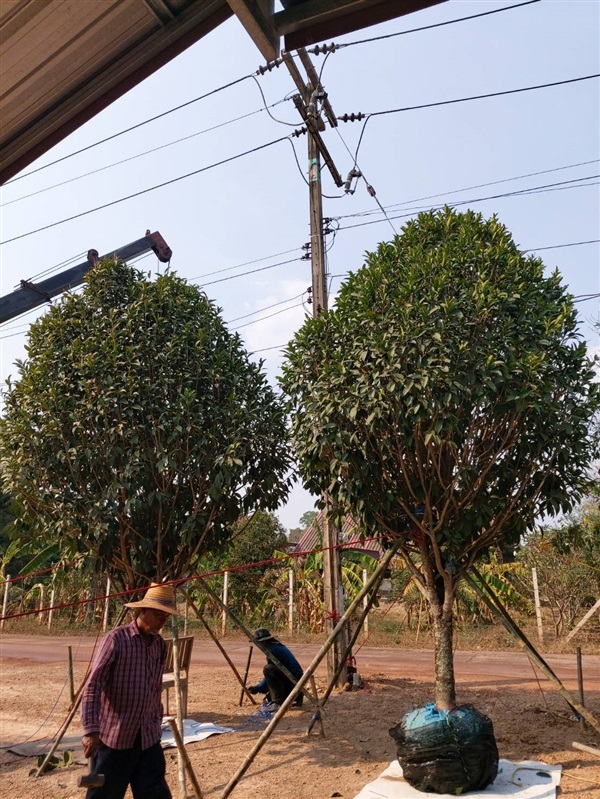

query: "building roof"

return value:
[293, 510, 384, 559]
[0, 0, 444, 184]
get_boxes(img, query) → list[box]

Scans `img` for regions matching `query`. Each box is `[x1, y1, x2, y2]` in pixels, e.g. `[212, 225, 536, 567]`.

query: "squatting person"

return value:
[248, 627, 304, 712]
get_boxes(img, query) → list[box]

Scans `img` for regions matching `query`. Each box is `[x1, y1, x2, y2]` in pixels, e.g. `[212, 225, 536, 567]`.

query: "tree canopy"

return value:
[281, 207, 599, 707]
[0, 260, 293, 588]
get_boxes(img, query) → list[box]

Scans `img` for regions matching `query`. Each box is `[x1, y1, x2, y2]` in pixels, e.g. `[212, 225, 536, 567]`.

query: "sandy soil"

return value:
[1, 639, 599, 799]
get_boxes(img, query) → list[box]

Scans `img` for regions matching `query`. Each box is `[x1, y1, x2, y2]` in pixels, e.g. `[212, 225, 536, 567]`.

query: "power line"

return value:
[527, 239, 600, 253]
[234, 301, 305, 330]
[188, 247, 302, 281]
[227, 292, 305, 323]
[335, 176, 600, 231]
[199, 256, 305, 288]
[362, 74, 600, 119]
[332, 159, 600, 221]
[2, 103, 289, 207]
[332, 0, 541, 50]
[1, 136, 291, 245]
[6, 74, 257, 184]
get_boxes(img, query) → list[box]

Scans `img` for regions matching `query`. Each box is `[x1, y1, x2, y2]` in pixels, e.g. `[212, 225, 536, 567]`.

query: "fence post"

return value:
[38, 585, 45, 623]
[221, 571, 229, 637]
[47, 586, 56, 629]
[362, 569, 369, 639]
[532, 567, 544, 645]
[288, 569, 294, 635]
[1, 575, 10, 630]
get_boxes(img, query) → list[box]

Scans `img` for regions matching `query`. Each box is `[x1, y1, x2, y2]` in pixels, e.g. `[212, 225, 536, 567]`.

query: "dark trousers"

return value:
[86, 731, 172, 799]
[263, 662, 302, 706]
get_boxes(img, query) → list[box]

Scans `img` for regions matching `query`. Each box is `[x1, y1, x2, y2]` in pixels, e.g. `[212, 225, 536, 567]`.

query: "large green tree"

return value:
[281, 207, 599, 710]
[0, 260, 293, 588]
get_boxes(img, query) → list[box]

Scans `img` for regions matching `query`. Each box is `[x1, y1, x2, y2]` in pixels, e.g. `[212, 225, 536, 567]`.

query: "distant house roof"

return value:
[293, 510, 383, 559]
[0, 0, 445, 184]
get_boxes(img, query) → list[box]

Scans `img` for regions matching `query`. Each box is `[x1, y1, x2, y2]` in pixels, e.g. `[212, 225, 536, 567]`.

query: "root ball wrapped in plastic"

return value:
[389, 703, 499, 794]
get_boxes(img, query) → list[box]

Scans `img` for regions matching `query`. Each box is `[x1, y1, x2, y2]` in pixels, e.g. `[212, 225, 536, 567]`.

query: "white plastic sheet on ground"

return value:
[160, 718, 234, 749]
[353, 759, 562, 799]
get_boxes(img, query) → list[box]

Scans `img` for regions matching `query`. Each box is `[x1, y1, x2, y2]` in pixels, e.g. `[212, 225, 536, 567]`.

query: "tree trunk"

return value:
[429, 582, 457, 710]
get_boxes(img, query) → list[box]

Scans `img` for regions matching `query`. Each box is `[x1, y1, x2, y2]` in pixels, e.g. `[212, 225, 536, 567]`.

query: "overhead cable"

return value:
[6, 74, 257, 184]
[331, 0, 541, 50]
[2, 103, 289, 207]
[1, 136, 291, 245]
[363, 74, 600, 119]
[332, 159, 600, 221]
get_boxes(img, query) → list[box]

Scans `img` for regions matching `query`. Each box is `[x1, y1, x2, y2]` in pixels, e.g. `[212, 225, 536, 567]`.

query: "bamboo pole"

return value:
[178, 587, 256, 705]
[466, 569, 600, 734]
[1, 574, 10, 629]
[531, 567, 544, 645]
[166, 717, 204, 799]
[566, 598, 600, 642]
[572, 741, 600, 757]
[197, 577, 319, 709]
[67, 645, 75, 704]
[219, 539, 402, 799]
[36, 685, 86, 776]
[170, 615, 187, 799]
[239, 646, 253, 706]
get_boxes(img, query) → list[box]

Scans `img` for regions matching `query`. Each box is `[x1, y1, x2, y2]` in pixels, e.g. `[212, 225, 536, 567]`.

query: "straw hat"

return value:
[125, 583, 181, 615]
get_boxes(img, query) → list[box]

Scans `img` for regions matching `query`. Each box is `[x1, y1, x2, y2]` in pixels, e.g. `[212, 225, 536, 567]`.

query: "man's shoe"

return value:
[262, 701, 280, 714]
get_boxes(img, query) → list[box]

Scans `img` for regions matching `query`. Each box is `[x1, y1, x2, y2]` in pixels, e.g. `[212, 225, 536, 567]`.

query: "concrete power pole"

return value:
[283, 48, 348, 687]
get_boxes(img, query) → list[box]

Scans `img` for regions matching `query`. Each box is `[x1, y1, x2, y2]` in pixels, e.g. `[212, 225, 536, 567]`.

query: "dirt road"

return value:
[1, 634, 599, 691]
[1, 635, 599, 799]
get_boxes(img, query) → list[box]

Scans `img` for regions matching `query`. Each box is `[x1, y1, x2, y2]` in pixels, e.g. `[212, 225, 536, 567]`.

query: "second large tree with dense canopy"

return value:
[281, 207, 598, 790]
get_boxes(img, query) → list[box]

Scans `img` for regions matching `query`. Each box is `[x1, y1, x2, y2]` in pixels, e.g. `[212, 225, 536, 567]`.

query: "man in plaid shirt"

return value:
[81, 583, 181, 798]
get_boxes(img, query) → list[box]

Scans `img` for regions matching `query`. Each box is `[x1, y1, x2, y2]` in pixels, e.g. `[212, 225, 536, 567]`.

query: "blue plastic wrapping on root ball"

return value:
[389, 703, 498, 794]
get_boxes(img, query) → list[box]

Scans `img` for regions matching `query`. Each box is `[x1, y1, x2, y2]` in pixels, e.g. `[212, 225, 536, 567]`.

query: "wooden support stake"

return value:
[167, 717, 205, 799]
[1, 574, 10, 629]
[566, 598, 600, 642]
[466, 569, 600, 734]
[239, 646, 253, 706]
[170, 615, 187, 799]
[67, 645, 75, 704]
[178, 587, 256, 705]
[219, 539, 402, 799]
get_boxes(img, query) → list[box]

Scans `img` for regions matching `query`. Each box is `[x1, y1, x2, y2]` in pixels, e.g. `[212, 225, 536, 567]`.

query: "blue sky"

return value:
[1, 0, 599, 531]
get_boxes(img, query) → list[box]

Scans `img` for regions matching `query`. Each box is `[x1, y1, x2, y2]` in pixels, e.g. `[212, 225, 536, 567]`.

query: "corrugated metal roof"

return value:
[293, 510, 384, 559]
[0, 0, 445, 184]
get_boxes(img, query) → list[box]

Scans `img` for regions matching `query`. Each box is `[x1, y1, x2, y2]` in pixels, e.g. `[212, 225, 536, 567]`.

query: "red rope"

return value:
[0, 532, 405, 622]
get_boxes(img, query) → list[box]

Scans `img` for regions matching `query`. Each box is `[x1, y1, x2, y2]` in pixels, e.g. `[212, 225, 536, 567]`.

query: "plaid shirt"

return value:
[81, 619, 167, 750]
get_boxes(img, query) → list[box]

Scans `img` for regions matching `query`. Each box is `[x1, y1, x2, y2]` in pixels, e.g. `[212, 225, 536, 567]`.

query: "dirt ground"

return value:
[1, 639, 599, 799]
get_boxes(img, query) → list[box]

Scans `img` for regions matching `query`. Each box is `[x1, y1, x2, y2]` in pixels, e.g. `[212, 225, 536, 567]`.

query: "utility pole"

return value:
[283, 48, 348, 687]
